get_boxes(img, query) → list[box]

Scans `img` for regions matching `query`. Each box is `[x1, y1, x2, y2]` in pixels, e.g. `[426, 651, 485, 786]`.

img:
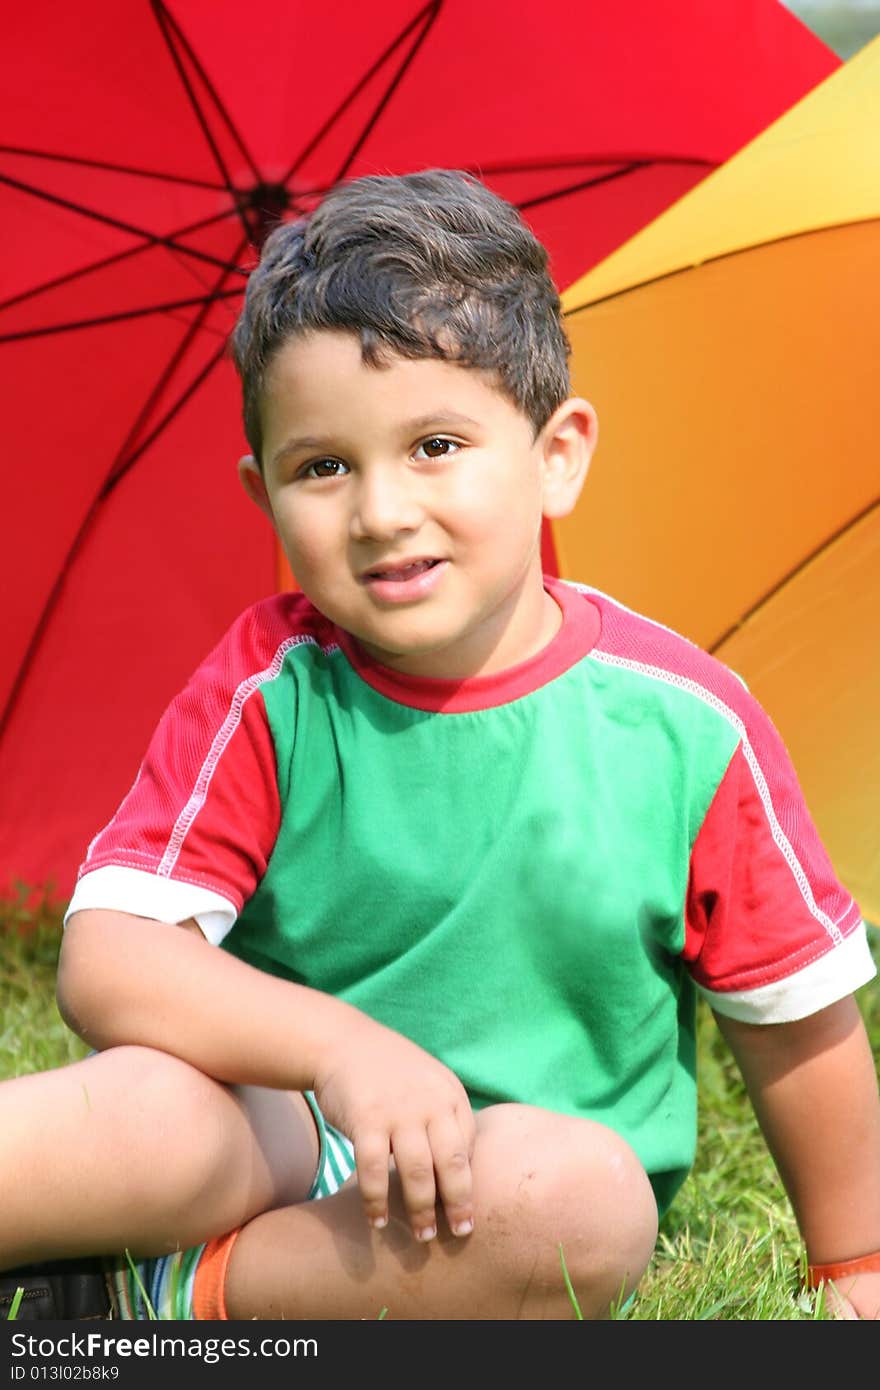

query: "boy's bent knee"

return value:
[474, 1104, 658, 1314]
[82, 1046, 240, 1207]
[89, 1044, 224, 1121]
[90, 1049, 317, 1239]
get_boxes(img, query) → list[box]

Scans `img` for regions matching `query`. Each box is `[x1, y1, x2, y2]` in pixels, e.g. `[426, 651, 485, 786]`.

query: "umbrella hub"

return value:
[240, 182, 292, 249]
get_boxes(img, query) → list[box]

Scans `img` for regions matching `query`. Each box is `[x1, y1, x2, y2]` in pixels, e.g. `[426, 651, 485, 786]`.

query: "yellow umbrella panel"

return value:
[555, 39, 880, 920]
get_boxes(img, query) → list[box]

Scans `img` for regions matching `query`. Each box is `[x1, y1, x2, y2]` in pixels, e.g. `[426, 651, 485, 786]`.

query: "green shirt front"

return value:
[225, 587, 735, 1216]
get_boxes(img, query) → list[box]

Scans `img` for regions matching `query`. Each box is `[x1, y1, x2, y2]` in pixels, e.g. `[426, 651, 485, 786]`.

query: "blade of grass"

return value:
[558, 1242, 583, 1319]
[123, 1249, 158, 1320]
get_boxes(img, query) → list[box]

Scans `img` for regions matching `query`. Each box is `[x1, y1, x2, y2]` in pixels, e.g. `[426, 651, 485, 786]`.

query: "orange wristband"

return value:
[806, 1250, 880, 1289]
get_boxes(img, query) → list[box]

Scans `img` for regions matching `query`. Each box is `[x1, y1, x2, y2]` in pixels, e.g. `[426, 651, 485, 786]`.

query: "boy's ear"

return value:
[539, 397, 598, 520]
[237, 453, 274, 520]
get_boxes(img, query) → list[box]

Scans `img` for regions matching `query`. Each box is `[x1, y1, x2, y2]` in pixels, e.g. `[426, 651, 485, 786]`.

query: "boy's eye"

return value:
[302, 458, 348, 479]
[415, 437, 458, 459]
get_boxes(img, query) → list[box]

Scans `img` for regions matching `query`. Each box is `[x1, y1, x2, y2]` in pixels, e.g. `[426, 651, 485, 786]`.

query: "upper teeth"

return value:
[375, 560, 432, 577]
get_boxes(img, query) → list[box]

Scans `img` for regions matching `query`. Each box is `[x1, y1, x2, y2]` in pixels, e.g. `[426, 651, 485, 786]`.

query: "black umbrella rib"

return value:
[152, 0, 261, 197]
[709, 495, 880, 655]
[284, 0, 442, 186]
[107, 339, 232, 498]
[279, 151, 710, 218]
[515, 163, 648, 210]
[0, 235, 248, 744]
[0, 362, 237, 753]
[0, 289, 242, 344]
[334, 1, 442, 184]
[0, 144, 226, 191]
[0, 207, 246, 317]
[468, 154, 714, 176]
[512, 159, 712, 214]
[0, 339, 230, 745]
[0, 171, 247, 279]
[105, 231, 251, 496]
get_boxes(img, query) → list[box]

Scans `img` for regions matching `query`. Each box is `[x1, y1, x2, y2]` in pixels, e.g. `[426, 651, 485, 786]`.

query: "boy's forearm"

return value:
[57, 908, 367, 1092]
[714, 996, 880, 1317]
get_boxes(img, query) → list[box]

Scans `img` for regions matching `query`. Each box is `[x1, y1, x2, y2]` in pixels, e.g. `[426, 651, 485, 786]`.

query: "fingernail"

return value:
[452, 1219, 473, 1236]
[416, 1225, 437, 1242]
[370, 1215, 388, 1230]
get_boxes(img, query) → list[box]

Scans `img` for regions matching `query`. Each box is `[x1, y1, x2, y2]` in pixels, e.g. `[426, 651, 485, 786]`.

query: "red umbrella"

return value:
[0, 0, 838, 902]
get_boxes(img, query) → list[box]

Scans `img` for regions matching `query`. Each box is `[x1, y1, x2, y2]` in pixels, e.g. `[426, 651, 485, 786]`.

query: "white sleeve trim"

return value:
[698, 922, 877, 1024]
[63, 866, 238, 946]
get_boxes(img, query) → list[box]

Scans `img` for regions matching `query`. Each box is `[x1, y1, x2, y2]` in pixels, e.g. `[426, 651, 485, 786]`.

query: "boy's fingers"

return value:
[353, 1130, 392, 1229]
[456, 1097, 477, 1156]
[389, 1128, 439, 1241]
[427, 1114, 474, 1237]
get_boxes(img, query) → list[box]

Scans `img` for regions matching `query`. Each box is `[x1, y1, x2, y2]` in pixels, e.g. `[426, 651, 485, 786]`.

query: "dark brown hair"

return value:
[230, 169, 572, 464]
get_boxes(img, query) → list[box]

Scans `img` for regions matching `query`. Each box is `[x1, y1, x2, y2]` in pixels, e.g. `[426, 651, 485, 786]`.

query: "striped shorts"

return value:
[303, 1090, 357, 1197]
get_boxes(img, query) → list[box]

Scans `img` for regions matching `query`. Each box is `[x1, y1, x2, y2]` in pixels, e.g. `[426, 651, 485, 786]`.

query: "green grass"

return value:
[2, 887, 878, 1320]
[0, 887, 90, 1078]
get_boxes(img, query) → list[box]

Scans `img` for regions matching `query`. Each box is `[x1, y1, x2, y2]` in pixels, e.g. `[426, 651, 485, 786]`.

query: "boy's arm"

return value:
[58, 908, 476, 1241]
[713, 995, 880, 1319]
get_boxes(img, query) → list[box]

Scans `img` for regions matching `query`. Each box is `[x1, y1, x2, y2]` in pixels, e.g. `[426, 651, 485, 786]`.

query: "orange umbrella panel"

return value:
[556, 220, 879, 655]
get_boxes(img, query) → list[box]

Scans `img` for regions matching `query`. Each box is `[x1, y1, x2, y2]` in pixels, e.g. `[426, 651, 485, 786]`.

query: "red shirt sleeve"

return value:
[76, 599, 313, 915]
[684, 717, 861, 998]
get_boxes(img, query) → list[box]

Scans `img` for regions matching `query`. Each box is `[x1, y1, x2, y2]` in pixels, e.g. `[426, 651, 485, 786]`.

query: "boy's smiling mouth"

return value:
[363, 557, 441, 581]
[360, 557, 447, 600]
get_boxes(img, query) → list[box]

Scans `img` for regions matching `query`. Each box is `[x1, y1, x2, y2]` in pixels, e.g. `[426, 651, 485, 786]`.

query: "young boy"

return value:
[1, 169, 879, 1322]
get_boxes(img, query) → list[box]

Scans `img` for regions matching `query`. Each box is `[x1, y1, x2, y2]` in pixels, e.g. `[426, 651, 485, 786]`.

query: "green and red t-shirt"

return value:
[67, 577, 874, 1214]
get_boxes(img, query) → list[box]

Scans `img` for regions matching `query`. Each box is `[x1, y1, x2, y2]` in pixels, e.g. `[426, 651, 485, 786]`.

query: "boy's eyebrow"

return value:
[271, 435, 334, 466]
[404, 411, 482, 434]
[270, 411, 482, 468]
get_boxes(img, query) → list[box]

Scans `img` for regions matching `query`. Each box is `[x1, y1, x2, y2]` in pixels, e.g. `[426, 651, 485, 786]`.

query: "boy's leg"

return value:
[2, 1057, 658, 1319]
[0, 1046, 320, 1269]
[223, 1103, 659, 1320]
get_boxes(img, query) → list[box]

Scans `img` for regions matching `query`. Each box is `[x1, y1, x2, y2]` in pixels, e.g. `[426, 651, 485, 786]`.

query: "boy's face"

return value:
[240, 330, 594, 680]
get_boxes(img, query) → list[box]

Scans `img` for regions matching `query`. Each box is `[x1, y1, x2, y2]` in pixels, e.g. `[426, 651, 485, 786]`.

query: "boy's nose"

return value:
[349, 466, 425, 541]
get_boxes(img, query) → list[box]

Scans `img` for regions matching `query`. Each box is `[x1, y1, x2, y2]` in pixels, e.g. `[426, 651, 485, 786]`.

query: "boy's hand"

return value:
[313, 1018, 476, 1243]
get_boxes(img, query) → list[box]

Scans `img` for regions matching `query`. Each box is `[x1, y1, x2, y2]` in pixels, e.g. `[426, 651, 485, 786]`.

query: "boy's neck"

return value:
[330, 578, 602, 715]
